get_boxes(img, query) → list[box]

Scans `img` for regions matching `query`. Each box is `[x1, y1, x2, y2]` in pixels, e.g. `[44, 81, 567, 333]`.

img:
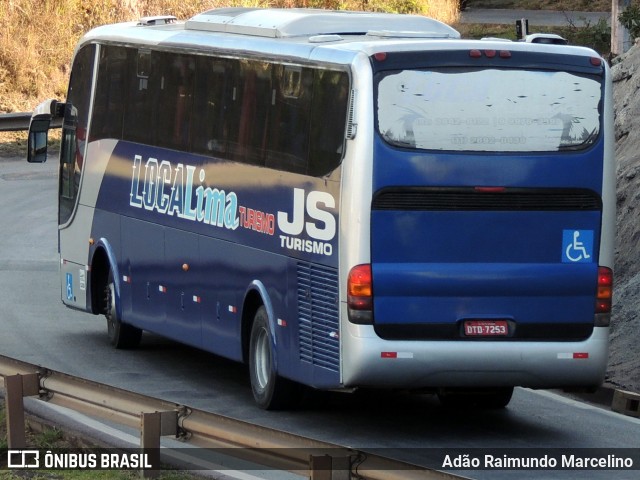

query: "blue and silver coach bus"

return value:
[27, 8, 615, 409]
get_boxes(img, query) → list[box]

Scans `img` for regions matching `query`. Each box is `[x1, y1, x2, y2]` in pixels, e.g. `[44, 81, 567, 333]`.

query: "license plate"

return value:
[464, 320, 509, 337]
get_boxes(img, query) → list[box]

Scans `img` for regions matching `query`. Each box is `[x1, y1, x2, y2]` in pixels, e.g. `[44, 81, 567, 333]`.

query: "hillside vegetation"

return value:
[0, 0, 618, 113]
[470, 0, 610, 10]
[0, 0, 458, 113]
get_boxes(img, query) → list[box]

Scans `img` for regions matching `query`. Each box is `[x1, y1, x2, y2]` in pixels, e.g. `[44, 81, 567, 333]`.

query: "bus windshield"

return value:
[376, 68, 602, 152]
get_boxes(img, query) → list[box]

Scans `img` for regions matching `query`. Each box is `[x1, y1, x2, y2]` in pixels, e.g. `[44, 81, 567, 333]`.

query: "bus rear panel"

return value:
[341, 47, 614, 392]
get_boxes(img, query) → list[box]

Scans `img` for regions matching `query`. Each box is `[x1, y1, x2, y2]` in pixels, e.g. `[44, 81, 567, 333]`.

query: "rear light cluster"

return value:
[595, 266, 613, 326]
[467, 50, 602, 68]
[469, 49, 511, 59]
[347, 264, 373, 324]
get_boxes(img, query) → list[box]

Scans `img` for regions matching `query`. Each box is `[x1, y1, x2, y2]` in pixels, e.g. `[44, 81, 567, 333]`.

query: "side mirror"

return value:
[27, 117, 50, 163]
[27, 99, 63, 163]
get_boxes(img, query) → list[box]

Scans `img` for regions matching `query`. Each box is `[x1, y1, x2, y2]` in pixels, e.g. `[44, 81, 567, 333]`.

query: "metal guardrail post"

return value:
[4, 373, 40, 448]
[140, 410, 178, 478]
[140, 412, 160, 479]
[310, 455, 332, 480]
[310, 455, 351, 480]
[331, 456, 351, 480]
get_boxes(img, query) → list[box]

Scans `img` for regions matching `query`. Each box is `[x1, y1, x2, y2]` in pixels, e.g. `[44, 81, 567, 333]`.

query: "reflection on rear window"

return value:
[377, 68, 602, 152]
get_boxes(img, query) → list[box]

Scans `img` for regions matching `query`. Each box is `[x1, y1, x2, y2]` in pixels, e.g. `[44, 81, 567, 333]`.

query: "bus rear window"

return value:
[376, 68, 602, 152]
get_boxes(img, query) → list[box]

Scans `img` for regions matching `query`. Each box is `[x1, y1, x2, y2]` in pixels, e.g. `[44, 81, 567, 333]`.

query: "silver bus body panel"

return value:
[59, 139, 120, 310]
[337, 52, 376, 384]
[599, 62, 616, 270]
[341, 312, 610, 388]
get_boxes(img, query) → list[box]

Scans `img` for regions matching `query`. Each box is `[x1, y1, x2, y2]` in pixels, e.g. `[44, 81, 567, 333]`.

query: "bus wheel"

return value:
[105, 269, 142, 349]
[437, 387, 514, 409]
[249, 306, 299, 410]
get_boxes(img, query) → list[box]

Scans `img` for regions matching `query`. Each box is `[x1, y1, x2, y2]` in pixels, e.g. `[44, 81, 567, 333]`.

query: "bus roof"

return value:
[79, 8, 600, 65]
[185, 8, 459, 39]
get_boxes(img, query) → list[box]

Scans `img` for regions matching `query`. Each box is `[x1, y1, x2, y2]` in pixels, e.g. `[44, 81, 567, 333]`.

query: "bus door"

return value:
[370, 51, 606, 343]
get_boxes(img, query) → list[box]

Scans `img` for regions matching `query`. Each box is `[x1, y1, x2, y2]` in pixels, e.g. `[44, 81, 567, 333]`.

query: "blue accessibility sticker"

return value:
[562, 230, 594, 263]
[66, 272, 74, 300]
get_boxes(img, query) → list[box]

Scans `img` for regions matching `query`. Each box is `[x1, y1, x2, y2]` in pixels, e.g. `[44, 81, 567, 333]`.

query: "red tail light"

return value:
[469, 50, 511, 59]
[347, 264, 373, 324]
[595, 266, 613, 314]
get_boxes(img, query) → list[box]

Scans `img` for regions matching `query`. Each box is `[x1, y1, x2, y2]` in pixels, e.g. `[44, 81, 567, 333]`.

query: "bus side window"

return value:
[156, 52, 195, 151]
[231, 60, 272, 166]
[91, 45, 127, 141]
[265, 65, 312, 174]
[193, 58, 234, 158]
[59, 44, 95, 225]
[123, 49, 156, 145]
[308, 70, 349, 176]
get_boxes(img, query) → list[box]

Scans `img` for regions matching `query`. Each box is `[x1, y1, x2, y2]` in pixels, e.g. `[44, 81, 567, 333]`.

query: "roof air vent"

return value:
[137, 16, 177, 26]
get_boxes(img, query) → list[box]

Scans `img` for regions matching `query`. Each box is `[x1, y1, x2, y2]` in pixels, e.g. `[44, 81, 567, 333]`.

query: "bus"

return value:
[27, 8, 615, 409]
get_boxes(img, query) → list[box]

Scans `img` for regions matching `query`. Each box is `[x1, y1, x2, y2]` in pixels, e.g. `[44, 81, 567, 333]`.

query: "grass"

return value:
[0, 471, 199, 480]
[467, 0, 611, 11]
[0, 472, 149, 480]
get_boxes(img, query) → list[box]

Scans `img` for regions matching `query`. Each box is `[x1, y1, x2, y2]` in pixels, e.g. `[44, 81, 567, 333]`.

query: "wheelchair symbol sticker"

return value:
[562, 230, 594, 263]
[66, 273, 74, 300]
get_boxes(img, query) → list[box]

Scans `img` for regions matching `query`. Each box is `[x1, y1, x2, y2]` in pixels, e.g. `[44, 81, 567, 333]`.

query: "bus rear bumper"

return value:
[341, 323, 609, 389]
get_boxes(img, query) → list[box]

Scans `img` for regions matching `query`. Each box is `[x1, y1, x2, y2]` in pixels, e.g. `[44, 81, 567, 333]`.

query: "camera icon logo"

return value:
[7, 450, 40, 468]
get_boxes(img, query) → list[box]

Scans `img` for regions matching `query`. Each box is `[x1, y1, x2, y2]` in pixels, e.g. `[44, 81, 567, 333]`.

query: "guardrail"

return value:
[0, 112, 62, 132]
[0, 354, 461, 480]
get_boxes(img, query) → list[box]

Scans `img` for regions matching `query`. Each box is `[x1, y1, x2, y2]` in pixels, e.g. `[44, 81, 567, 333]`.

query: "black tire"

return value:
[249, 306, 299, 410]
[105, 269, 142, 349]
[437, 387, 514, 409]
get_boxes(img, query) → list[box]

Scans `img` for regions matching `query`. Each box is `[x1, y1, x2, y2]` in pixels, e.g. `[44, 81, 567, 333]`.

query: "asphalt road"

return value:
[460, 8, 611, 26]
[1, 155, 639, 479]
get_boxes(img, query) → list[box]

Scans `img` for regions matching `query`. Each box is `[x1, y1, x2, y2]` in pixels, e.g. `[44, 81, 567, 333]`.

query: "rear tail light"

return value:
[469, 49, 511, 59]
[595, 266, 613, 326]
[347, 264, 373, 324]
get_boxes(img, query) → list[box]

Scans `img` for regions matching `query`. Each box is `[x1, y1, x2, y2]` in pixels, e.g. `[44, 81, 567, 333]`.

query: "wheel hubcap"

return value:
[254, 327, 270, 390]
